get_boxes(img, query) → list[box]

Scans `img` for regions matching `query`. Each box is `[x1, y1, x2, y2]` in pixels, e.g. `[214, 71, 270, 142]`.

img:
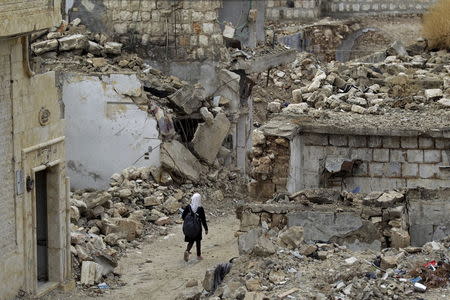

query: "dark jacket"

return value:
[182, 205, 208, 242]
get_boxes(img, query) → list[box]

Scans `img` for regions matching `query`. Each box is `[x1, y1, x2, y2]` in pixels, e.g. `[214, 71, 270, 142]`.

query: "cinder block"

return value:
[373, 149, 389, 162]
[419, 137, 434, 149]
[368, 136, 382, 148]
[424, 150, 441, 163]
[407, 150, 424, 163]
[350, 148, 373, 161]
[369, 162, 384, 177]
[329, 134, 348, 146]
[402, 163, 418, 177]
[349, 135, 367, 147]
[401, 137, 418, 149]
[390, 149, 406, 162]
[383, 136, 400, 148]
[419, 164, 439, 179]
[303, 133, 328, 146]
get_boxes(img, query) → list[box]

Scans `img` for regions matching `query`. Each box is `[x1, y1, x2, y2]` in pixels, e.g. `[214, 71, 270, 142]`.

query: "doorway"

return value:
[35, 169, 49, 283]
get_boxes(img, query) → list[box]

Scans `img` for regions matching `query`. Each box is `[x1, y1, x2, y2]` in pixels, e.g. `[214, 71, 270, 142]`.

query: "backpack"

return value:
[183, 207, 201, 240]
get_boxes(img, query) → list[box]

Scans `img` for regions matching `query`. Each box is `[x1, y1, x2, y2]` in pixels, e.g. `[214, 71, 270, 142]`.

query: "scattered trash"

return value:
[410, 276, 422, 283]
[414, 282, 427, 292]
[98, 283, 109, 289]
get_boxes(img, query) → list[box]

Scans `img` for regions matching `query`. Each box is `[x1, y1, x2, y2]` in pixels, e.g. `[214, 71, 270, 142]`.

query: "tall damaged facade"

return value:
[0, 1, 72, 299]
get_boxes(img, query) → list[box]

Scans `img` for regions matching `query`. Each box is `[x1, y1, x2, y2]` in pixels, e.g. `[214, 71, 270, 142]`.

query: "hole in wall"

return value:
[286, 0, 295, 8]
[174, 117, 203, 143]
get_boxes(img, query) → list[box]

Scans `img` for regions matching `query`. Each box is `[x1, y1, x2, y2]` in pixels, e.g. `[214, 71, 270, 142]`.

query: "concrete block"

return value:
[368, 136, 382, 148]
[350, 148, 373, 161]
[419, 137, 434, 149]
[369, 163, 384, 177]
[391, 228, 410, 249]
[386, 162, 401, 177]
[383, 136, 400, 148]
[424, 150, 441, 163]
[419, 164, 439, 179]
[401, 137, 418, 149]
[402, 163, 418, 177]
[407, 150, 423, 163]
[435, 138, 450, 149]
[303, 133, 328, 146]
[349, 135, 367, 147]
[373, 149, 389, 162]
[390, 150, 406, 162]
[329, 135, 348, 146]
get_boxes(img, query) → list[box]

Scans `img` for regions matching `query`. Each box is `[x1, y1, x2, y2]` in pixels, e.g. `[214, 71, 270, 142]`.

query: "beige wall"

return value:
[0, 36, 70, 299]
[0, 0, 61, 37]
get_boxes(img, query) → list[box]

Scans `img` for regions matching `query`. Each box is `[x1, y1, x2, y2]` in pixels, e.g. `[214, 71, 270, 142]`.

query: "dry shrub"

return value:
[422, 0, 450, 49]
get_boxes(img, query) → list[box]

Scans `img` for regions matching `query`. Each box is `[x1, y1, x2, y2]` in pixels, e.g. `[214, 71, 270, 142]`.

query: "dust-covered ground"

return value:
[43, 214, 239, 300]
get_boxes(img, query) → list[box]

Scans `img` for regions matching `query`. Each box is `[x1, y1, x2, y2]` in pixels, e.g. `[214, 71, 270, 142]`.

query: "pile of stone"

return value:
[203, 216, 450, 300]
[70, 165, 241, 287]
[30, 18, 127, 71]
[253, 41, 450, 122]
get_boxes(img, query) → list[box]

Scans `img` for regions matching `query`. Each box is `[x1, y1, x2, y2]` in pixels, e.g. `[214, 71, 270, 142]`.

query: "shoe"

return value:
[197, 256, 204, 260]
[184, 251, 189, 262]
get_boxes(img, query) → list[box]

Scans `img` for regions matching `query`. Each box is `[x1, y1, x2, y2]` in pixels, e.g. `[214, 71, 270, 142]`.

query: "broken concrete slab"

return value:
[288, 211, 363, 242]
[160, 140, 206, 182]
[103, 218, 143, 241]
[192, 112, 231, 165]
[104, 42, 123, 55]
[80, 261, 102, 285]
[167, 85, 204, 114]
[88, 41, 103, 56]
[58, 34, 89, 51]
[238, 228, 263, 255]
[279, 226, 304, 249]
[105, 73, 142, 97]
[31, 39, 59, 55]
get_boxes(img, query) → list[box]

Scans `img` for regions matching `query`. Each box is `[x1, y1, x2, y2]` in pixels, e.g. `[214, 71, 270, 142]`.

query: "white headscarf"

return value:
[190, 193, 202, 213]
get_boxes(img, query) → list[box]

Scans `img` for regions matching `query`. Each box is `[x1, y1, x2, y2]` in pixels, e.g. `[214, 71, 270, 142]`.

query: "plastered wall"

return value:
[62, 73, 161, 190]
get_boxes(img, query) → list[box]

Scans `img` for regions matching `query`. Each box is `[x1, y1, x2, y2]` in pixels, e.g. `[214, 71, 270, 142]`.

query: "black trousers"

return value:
[186, 240, 201, 256]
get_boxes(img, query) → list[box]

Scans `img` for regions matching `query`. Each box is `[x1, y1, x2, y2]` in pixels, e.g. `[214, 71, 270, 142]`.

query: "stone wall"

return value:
[0, 0, 61, 36]
[0, 37, 71, 299]
[299, 132, 450, 192]
[324, 0, 437, 16]
[70, 0, 228, 61]
[266, 0, 322, 21]
[265, 0, 437, 21]
[249, 135, 291, 200]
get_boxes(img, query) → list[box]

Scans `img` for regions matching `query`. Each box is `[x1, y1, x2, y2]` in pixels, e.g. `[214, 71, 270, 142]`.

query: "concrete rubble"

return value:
[204, 187, 450, 299]
[69, 165, 245, 287]
[25, 11, 450, 300]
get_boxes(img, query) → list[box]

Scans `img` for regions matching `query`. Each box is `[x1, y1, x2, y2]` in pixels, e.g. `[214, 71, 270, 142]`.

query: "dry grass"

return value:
[422, 0, 450, 49]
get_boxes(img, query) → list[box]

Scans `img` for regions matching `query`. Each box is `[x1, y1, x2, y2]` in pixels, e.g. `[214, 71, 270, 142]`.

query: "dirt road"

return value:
[48, 213, 239, 300]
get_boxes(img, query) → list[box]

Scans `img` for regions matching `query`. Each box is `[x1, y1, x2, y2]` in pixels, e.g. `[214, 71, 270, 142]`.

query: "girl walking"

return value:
[182, 193, 208, 261]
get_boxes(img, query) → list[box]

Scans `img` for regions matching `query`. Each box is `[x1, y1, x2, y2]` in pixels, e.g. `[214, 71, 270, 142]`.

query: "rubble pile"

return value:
[70, 165, 245, 288]
[211, 236, 450, 299]
[252, 41, 450, 124]
[201, 188, 450, 299]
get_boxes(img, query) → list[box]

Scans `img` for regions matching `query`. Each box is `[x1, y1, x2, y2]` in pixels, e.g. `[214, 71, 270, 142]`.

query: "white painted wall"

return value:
[62, 73, 160, 189]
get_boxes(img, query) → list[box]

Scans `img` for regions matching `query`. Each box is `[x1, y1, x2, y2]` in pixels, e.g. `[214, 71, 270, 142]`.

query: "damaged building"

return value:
[0, 2, 72, 299]
[2, 0, 450, 299]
